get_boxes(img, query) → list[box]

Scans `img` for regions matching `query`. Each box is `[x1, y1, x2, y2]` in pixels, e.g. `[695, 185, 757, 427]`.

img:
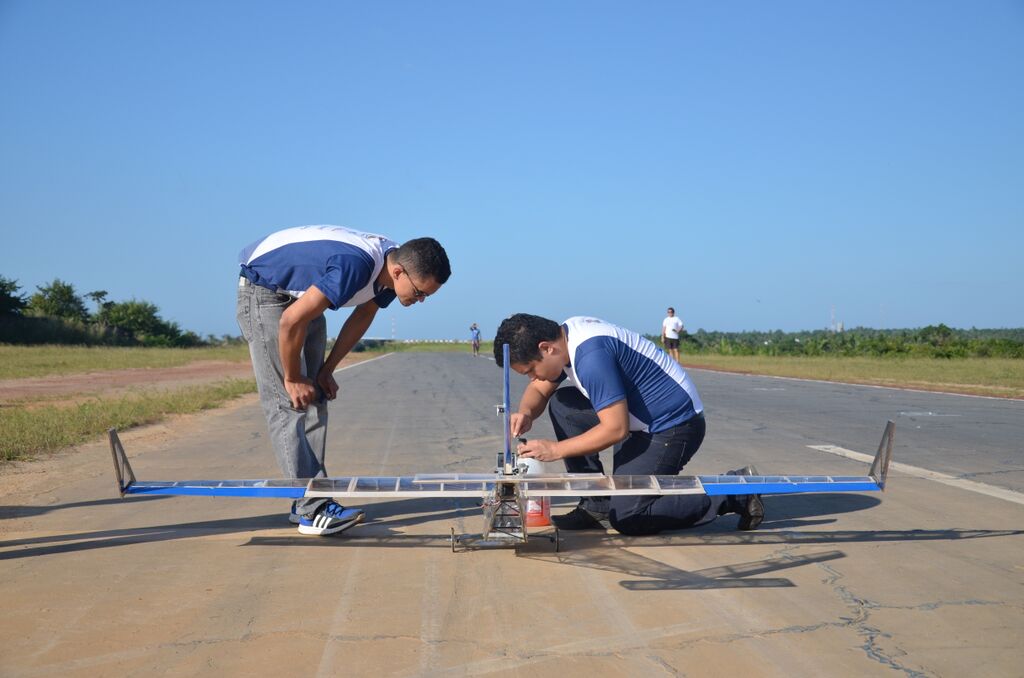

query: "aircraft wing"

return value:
[110, 421, 894, 500]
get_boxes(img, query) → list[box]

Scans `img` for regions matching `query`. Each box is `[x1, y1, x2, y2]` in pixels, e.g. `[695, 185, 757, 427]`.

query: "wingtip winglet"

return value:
[108, 428, 136, 497]
[869, 420, 895, 490]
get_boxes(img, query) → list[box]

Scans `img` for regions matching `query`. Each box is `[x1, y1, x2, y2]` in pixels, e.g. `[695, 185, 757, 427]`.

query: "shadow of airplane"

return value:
[760, 493, 882, 529]
[0, 495, 168, 520]
[516, 545, 847, 590]
[3, 511, 1020, 568]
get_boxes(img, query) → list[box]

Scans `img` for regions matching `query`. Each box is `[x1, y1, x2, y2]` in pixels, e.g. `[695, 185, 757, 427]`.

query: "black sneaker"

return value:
[728, 465, 765, 531]
[551, 505, 611, 530]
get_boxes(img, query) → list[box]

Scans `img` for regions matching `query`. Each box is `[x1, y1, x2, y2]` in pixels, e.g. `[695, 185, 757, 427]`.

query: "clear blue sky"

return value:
[2, 1, 1021, 341]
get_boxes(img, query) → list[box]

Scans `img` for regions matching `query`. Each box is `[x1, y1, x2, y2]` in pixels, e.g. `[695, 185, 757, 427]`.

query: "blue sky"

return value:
[1, 1, 1021, 341]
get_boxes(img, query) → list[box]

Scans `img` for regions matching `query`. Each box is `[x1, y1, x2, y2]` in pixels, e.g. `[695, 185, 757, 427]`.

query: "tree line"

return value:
[0, 275, 240, 347]
[647, 325, 1024, 359]
[4, 274, 1022, 356]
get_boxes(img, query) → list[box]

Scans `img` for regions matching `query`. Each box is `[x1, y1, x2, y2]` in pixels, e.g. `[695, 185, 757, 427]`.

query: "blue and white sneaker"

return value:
[297, 501, 365, 536]
[288, 501, 301, 525]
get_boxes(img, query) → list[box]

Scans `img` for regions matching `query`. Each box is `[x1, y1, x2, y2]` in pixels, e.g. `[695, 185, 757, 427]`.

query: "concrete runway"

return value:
[1, 352, 1022, 676]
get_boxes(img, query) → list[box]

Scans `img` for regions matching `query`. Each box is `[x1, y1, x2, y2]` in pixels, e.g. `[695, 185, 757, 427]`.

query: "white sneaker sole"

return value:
[297, 511, 365, 536]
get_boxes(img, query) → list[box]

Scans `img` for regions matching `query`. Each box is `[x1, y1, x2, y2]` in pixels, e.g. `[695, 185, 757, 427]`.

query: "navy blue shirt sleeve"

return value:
[316, 252, 375, 309]
[574, 337, 627, 411]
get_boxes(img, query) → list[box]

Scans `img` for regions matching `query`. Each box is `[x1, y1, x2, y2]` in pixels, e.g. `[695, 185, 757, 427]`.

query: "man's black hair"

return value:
[397, 238, 451, 284]
[493, 313, 561, 367]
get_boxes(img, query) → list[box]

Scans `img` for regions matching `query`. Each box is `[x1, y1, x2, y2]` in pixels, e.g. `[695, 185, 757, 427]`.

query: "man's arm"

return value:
[509, 378, 559, 437]
[325, 300, 379, 371]
[278, 286, 334, 409]
[316, 300, 380, 399]
[518, 399, 629, 462]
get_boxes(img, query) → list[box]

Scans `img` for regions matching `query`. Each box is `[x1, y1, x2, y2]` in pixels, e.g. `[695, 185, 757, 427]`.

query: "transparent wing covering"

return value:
[305, 473, 709, 497]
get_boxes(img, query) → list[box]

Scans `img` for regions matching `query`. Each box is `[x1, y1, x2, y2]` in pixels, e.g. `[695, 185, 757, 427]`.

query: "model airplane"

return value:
[110, 345, 895, 551]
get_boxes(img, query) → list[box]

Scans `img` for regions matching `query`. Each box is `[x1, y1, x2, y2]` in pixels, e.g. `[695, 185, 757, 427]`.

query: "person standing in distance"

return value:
[662, 307, 685, 362]
[237, 225, 451, 536]
[470, 323, 481, 357]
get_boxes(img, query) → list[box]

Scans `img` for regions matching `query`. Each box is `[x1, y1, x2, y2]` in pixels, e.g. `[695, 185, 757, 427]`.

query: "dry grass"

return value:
[0, 378, 256, 462]
[0, 344, 251, 380]
[683, 354, 1024, 399]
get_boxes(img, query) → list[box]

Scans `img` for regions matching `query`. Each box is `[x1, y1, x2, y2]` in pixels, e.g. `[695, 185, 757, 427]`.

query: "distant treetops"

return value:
[0, 275, 219, 347]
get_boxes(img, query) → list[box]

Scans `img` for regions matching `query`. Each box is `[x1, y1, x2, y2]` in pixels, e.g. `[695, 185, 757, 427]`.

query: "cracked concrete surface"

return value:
[1, 353, 1022, 676]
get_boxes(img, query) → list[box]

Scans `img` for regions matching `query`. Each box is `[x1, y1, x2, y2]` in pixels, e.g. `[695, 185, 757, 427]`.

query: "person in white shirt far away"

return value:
[661, 307, 684, 362]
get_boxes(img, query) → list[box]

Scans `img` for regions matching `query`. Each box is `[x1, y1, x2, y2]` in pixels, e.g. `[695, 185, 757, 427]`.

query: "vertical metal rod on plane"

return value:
[503, 343, 512, 472]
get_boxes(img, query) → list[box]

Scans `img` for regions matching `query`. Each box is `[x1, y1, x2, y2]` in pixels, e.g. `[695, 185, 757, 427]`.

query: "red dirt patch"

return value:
[0, 355, 376, 405]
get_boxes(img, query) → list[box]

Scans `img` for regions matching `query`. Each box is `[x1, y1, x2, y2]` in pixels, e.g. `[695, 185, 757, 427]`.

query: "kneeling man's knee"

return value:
[609, 511, 659, 536]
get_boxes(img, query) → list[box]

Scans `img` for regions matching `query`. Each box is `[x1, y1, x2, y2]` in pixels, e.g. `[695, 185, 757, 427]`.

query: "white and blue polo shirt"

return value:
[239, 225, 399, 310]
[558, 316, 704, 433]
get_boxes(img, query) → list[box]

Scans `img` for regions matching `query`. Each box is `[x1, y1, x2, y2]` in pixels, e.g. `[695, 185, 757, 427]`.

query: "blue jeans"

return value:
[236, 277, 328, 516]
[548, 387, 725, 535]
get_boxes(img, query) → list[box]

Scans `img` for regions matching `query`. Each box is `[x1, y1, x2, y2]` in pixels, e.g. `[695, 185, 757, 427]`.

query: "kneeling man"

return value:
[494, 313, 763, 535]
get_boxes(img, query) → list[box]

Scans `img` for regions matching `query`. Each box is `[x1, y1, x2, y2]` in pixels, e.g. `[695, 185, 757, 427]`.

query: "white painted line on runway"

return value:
[808, 444, 1024, 506]
[331, 352, 394, 374]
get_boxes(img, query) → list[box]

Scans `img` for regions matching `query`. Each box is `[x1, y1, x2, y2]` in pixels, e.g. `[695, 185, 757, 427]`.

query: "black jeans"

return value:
[548, 387, 726, 535]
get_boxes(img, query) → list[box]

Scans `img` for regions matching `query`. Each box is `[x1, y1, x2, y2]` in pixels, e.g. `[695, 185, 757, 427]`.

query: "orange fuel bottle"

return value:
[521, 457, 552, 527]
[525, 495, 551, 527]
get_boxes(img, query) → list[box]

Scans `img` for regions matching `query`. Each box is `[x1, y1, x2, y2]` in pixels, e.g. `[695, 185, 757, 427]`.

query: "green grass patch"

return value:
[682, 354, 1024, 398]
[0, 378, 256, 462]
[0, 344, 251, 379]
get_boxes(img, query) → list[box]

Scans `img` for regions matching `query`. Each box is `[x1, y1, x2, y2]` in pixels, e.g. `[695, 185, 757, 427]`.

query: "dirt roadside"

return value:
[0, 360, 256, 404]
[0, 354, 377, 406]
[0, 353, 384, 484]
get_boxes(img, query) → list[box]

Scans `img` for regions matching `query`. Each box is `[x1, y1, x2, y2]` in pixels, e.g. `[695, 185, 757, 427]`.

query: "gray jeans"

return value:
[236, 277, 329, 516]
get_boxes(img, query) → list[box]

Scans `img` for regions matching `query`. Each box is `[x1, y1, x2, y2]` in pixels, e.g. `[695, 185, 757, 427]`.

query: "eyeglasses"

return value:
[403, 268, 428, 299]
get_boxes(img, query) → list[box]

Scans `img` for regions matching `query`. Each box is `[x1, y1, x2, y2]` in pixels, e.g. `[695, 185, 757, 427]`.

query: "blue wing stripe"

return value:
[700, 477, 880, 495]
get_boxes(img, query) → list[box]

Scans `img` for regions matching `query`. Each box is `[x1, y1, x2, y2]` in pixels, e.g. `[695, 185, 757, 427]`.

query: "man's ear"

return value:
[538, 341, 554, 355]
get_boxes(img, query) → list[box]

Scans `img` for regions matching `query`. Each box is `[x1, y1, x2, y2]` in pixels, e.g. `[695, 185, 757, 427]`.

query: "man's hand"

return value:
[285, 377, 318, 409]
[509, 412, 534, 437]
[316, 367, 339, 401]
[517, 438, 561, 462]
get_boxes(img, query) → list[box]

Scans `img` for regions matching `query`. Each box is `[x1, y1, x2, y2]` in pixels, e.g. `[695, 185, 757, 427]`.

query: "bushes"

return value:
[1, 275, 210, 347]
[649, 324, 1024, 360]
[0, 316, 133, 345]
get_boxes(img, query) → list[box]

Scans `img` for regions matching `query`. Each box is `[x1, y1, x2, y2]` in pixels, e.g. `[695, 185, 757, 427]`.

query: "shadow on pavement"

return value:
[760, 493, 882, 529]
[518, 545, 847, 590]
[0, 500, 482, 560]
[0, 495, 168, 520]
[0, 513, 292, 560]
[4, 490, 1020, 569]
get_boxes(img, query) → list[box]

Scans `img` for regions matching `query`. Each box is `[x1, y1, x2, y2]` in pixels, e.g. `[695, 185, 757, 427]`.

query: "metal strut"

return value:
[452, 343, 556, 551]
